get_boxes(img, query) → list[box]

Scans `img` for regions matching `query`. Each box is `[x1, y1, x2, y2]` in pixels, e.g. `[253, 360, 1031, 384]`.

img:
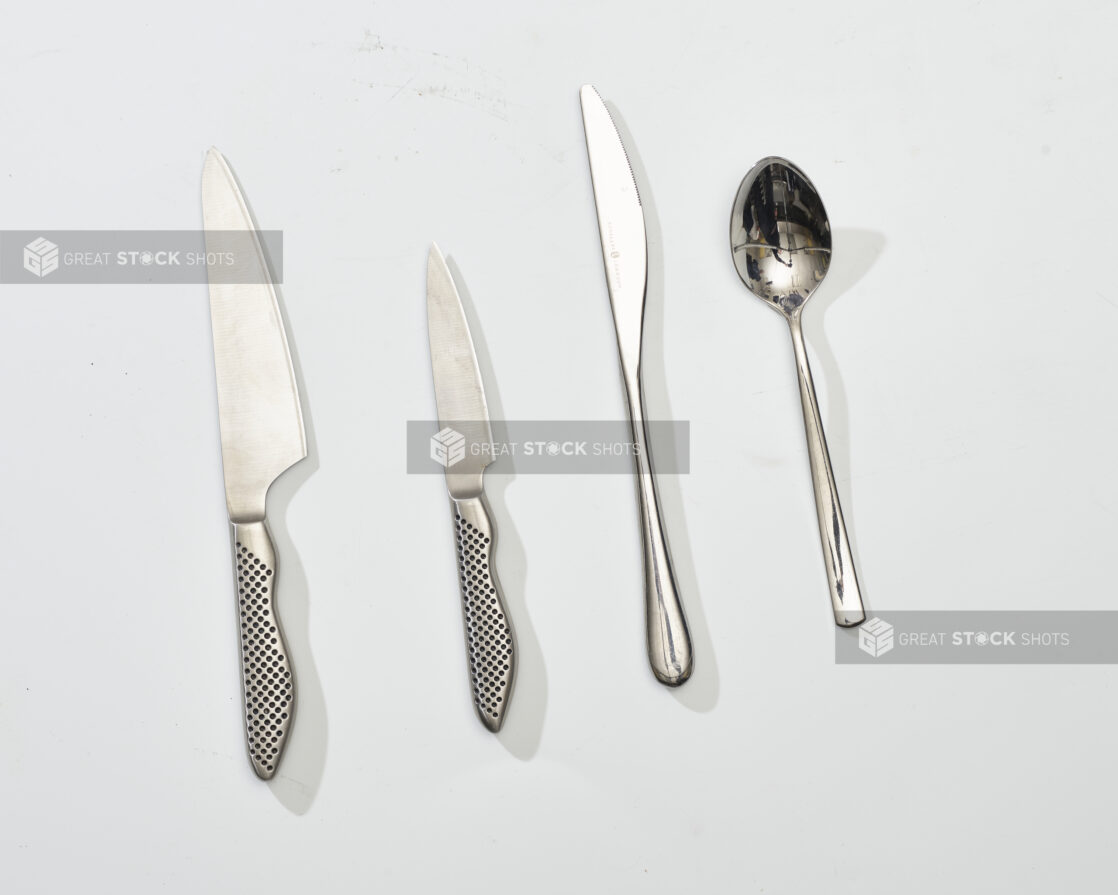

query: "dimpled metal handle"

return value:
[450, 496, 516, 732]
[231, 521, 294, 778]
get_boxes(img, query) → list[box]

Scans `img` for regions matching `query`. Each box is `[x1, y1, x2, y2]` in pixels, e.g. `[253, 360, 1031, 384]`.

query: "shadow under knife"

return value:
[264, 335, 327, 813]
[603, 102, 719, 712]
[224, 158, 328, 813]
[446, 255, 547, 759]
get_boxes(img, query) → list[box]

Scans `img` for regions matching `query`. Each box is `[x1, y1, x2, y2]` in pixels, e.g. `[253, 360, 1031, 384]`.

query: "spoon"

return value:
[730, 156, 865, 627]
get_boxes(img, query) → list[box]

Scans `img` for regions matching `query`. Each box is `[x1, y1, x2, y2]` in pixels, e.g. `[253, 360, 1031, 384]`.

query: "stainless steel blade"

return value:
[203, 148, 306, 522]
[579, 84, 648, 367]
[426, 244, 492, 498]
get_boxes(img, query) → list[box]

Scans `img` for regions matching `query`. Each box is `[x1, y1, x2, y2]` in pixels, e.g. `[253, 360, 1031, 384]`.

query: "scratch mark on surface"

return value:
[390, 75, 416, 102]
[356, 29, 384, 53]
[377, 81, 509, 122]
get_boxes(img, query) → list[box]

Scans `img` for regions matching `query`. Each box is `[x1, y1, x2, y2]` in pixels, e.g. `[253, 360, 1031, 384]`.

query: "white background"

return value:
[2, 1, 1117, 892]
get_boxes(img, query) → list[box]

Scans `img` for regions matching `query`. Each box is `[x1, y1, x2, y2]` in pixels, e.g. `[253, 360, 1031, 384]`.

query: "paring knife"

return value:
[426, 244, 516, 731]
[202, 149, 307, 779]
[579, 85, 693, 686]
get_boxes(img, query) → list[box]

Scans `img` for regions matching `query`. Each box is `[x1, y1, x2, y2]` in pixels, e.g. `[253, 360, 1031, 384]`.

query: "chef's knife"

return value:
[579, 85, 693, 686]
[427, 244, 516, 731]
[202, 148, 307, 779]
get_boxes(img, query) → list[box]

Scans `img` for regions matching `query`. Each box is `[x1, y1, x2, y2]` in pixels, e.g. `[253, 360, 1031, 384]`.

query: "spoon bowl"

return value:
[731, 157, 831, 316]
[730, 157, 865, 628]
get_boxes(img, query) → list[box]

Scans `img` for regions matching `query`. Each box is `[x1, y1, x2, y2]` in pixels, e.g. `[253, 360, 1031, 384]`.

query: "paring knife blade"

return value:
[426, 244, 516, 732]
[203, 148, 306, 779]
[579, 85, 693, 686]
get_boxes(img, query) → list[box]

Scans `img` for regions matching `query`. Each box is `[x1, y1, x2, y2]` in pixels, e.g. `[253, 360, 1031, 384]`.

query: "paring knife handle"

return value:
[231, 521, 295, 779]
[624, 374, 694, 686]
[787, 315, 866, 628]
[450, 495, 516, 732]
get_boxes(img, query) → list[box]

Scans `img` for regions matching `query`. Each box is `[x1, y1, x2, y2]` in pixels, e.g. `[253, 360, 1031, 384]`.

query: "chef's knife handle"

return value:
[624, 376, 694, 686]
[231, 521, 295, 779]
[450, 496, 516, 732]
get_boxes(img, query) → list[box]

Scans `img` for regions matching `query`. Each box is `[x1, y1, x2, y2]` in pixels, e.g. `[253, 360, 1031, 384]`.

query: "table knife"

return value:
[579, 85, 693, 686]
[426, 244, 516, 731]
[202, 148, 307, 778]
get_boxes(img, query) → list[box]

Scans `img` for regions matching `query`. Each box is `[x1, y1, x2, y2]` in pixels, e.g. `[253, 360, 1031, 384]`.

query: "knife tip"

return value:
[202, 147, 230, 186]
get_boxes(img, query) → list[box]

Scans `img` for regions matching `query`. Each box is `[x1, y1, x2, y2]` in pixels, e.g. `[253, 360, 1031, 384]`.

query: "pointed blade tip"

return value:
[202, 146, 227, 175]
[427, 244, 451, 287]
[201, 149, 237, 208]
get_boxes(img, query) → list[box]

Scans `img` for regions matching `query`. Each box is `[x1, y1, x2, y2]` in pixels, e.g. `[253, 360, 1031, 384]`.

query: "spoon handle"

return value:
[787, 316, 866, 627]
[622, 370, 694, 685]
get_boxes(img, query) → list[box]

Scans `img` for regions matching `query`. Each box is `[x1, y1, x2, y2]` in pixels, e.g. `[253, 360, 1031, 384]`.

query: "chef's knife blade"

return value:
[203, 149, 306, 519]
[580, 86, 693, 686]
[426, 244, 515, 731]
[426, 244, 492, 499]
[203, 148, 305, 779]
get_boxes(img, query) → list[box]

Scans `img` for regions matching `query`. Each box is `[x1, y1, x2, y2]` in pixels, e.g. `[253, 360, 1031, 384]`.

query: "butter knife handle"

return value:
[625, 379, 694, 686]
[450, 496, 516, 732]
[231, 521, 295, 779]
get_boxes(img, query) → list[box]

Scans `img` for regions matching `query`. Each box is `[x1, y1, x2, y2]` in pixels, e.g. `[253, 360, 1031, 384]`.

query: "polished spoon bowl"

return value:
[730, 157, 866, 627]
